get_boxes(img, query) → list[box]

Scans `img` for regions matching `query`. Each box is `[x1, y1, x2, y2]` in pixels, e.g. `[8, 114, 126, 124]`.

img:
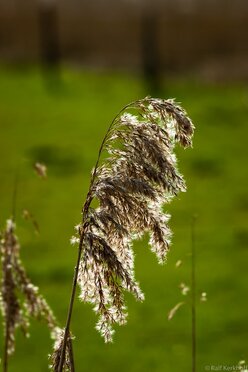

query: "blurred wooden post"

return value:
[141, 1, 161, 94]
[38, 0, 60, 78]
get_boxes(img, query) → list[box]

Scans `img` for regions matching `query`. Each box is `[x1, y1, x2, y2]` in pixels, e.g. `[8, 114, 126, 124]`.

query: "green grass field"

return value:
[0, 66, 248, 371]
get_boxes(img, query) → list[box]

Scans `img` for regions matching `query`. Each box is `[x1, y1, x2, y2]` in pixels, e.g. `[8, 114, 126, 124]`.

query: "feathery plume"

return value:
[77, 98, 194, 341]
[56, 97, 194, 370]
[0, 219, 58, 363]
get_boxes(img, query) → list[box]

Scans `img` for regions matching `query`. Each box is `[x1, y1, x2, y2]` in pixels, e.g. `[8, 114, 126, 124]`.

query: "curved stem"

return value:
[57, 99, 141, 371]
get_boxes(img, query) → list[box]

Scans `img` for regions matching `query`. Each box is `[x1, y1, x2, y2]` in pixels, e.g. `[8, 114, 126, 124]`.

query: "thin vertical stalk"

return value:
[191, 215, 197, 372]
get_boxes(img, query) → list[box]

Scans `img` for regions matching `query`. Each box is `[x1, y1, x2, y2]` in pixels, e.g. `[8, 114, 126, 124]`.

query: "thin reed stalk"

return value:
[191, 216, 197, 372]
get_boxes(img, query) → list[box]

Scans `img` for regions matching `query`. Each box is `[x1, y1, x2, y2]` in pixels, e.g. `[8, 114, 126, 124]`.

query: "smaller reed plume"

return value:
[55, 97, 194, 371]
[0, 218, 59, 370]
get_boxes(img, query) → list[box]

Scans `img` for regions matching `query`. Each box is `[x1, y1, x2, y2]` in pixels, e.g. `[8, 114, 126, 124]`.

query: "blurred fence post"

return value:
[38, 0, 60, 82]
[141, 1, 161, 94]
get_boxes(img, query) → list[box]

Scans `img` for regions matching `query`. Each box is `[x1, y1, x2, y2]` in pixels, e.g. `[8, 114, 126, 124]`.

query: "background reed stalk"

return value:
[191, 216, 197, 372]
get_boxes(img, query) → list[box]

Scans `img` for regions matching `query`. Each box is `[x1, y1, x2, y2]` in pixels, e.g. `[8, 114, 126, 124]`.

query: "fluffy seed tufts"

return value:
[73, 97, 194, 342]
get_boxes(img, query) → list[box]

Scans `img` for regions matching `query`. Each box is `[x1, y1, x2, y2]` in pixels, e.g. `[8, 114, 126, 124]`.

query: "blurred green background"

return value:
[0, 65, 247, 371]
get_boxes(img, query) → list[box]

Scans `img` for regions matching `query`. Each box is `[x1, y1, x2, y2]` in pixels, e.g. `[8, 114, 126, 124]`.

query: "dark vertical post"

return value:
[38, 0, 60, 84]
[141, 1, 161, 94]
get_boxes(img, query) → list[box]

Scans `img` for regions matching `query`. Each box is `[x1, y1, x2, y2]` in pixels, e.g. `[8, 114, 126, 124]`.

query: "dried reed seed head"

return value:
[75, 97, 194, 342]
[0, 219, 27, 355]
[0, 219, 58, 356]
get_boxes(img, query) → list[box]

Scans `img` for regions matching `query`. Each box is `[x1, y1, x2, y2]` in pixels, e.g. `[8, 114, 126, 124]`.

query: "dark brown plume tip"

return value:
[139, 97, 194, 147]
